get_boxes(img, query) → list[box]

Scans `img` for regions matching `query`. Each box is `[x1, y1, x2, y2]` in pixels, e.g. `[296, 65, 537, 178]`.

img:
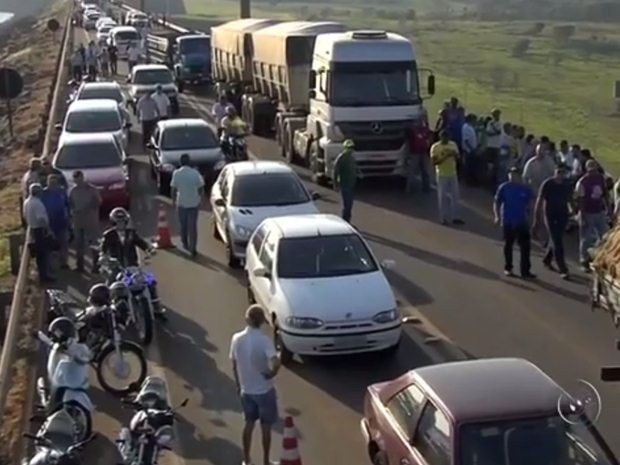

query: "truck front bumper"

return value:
[320, 138, 407, 178]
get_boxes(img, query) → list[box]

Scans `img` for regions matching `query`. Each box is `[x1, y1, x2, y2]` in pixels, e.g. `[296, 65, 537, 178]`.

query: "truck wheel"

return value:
[309, 141, 329, 186]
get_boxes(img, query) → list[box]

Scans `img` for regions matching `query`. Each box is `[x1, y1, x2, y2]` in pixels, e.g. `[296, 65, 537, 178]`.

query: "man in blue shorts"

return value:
[230, 305, 281, 465]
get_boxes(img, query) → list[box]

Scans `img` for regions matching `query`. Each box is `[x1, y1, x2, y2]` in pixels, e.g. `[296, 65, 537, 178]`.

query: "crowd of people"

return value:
[71, 39, 146, 81]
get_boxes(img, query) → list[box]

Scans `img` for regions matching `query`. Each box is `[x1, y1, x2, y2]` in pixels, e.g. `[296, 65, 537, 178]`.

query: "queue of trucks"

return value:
[162, 17, 435, 183]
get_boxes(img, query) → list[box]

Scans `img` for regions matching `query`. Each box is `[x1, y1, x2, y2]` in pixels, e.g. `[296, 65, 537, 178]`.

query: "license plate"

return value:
[335, 335, 366, 349]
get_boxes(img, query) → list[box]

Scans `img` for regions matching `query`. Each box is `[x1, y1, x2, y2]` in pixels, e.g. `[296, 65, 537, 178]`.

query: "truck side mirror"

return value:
[427, 74, 436, 96]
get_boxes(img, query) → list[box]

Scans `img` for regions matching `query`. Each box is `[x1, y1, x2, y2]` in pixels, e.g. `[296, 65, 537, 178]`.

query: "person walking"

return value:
[494, 167, 535, 278]
[406, 117, 432, 193]
[229, 304, 281, 465]
[333, 139, 359, 223]
[461, 113, 478, 186]
[485, 108, 503, 190]
[497, 122, 516, 188]
[534, 166, 573, 279]
[127, 41, 141, 71]
[522, 144, 556, 197]
[99, 46, 110, 77]
[575, 159, 609, 272]
[108, 43, 118, 75]
[69, 170, 101, 272]
[71, 48, 84, 81]
[170, 154, 204, 258]
[23, 184, 54, 283]
[431, 130, 464, 226]
[84, 41, 99, 80]
[136, 91, 160, 148]
[212, 95, 233, 136]
[42, 175, 70, 271]
[151, 84, 170, 120]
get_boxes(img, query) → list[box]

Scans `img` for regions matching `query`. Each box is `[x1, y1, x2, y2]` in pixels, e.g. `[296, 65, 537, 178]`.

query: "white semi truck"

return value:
[211, 21, 435, 184]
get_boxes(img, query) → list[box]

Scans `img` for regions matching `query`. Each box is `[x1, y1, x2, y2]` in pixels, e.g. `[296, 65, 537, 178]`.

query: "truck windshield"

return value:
[329, 61, 420, 107]
[179, 38, 210, 54]
[459, 416, 616, 465]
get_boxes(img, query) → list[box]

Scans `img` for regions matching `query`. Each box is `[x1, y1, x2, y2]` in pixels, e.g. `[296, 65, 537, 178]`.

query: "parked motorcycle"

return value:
[221, 134, 248, 162]
[117, 376, 188, 465]
[23, 415, 97, 465]
[98, 252, 158, 346]
[34, 322, 93, 441]
[45, 290, 148, 397]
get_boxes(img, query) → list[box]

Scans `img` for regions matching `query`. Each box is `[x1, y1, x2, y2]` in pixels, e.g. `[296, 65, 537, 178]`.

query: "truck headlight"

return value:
[285, 317, 324, 329]
[234, 225, 252, 238]
[372, 309, 399, 324]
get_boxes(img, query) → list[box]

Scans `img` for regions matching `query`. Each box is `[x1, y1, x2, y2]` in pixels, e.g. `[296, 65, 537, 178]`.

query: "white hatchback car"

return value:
[245, 214, 401, 361]
[211, 161, 319, 268]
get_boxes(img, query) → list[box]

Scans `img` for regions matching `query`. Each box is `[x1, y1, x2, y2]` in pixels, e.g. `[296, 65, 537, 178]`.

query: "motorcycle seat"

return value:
[41, 410, 79, 452]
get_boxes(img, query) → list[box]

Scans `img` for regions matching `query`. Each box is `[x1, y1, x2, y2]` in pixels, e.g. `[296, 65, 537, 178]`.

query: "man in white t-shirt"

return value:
[151, 84, 170, 119]
[170, 154, 204, 257]
[230, 305, 281, 465]
[485, 108, 502, 188]
[127, 42, 141, 71]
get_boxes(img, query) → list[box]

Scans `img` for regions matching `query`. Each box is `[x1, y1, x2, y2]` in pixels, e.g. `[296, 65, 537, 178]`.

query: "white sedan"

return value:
[245, 214, 401, 362]
[211, 161, 319, 268]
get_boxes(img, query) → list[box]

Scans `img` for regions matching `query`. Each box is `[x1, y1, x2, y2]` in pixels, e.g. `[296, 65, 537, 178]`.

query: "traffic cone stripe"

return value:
[282, 437, 297, 449]
[155, 203, 173, 249]
[280, 450, 301, 462]
[280, 416, 301, 465]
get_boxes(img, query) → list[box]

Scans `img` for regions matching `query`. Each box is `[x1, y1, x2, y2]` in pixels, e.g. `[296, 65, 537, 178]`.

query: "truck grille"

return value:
[337, 120, 410, 152]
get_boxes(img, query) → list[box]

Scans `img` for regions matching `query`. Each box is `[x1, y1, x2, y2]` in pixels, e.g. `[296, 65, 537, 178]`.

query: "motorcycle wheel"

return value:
[63, 400, 92, 441]
[96, 341, 147, 396]
[134, 296, 154, 346]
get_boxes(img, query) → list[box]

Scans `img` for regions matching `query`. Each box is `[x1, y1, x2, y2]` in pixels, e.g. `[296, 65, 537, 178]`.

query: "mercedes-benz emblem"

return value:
[371, 122, 383, 134]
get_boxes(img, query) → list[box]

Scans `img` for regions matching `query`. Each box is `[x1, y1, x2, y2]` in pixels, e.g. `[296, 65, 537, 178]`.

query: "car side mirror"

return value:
[145, 141, 154, 149]
[214, 198, 225, 207]
[253, 266, 270, 279]
[381, 259, 396, 270]
[125, 76, 131, 83]
[311, 191, 321, 200]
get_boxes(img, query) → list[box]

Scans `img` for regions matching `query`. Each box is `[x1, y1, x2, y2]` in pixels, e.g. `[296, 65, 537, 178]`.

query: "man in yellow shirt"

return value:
[431, 130, 464, 225]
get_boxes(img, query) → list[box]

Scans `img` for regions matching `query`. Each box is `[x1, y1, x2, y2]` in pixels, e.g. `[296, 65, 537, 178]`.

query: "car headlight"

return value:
[285, 317, 324, 329]
[234, 225, 252, 238]
[109, 182, 126, 189]
[372, 309, 399, 324]
[214, 160, 226, 171]
[161, 163, 175, 172]
[155, 425, 173, 447]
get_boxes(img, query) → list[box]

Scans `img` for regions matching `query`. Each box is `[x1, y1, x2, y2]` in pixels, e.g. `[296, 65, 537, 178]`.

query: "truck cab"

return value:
[292, 30, 435, 182]
[173, 34, 211, 85]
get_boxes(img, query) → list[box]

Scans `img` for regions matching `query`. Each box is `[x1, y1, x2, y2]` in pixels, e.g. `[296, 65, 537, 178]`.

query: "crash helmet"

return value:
[109, 280, 130, 300]
[88, 283, 111, 307]
[109, 207, 130, 227]
[48, 316, 76, 342]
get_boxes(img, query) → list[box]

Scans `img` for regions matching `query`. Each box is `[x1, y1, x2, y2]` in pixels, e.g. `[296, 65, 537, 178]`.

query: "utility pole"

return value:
[240, 0, 250, 18]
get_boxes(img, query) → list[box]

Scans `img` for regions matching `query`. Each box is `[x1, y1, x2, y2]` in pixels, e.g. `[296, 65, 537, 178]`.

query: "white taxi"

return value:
[245, 214, 401, 362]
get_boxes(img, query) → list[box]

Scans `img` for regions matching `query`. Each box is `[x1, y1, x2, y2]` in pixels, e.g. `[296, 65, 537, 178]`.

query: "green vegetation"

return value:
[177, 0, 620, 173]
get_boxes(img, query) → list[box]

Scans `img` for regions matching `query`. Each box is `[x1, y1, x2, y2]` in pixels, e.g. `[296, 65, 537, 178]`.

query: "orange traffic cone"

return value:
[280, 416, 301, 465]
[155, 203, 173, 249]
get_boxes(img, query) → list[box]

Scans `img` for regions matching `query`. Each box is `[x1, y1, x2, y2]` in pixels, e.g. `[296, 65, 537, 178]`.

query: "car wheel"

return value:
[371, 449, 388, 465]
[225, 231, 241, 268]
[273, 323, 293, 364]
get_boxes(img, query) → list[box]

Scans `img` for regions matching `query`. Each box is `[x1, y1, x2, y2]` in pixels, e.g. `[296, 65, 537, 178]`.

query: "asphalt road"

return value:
[58, 25, 620, 465]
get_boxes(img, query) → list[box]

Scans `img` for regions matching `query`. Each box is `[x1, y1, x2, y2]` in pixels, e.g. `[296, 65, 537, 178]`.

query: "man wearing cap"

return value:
[494, 167, 535, 278]
[333, 139, 359, 223]
[575, 159, 609, 271]
[430, 130, 464, 225]
[230, 304, 281, 465]
[534, 166, 573, 279]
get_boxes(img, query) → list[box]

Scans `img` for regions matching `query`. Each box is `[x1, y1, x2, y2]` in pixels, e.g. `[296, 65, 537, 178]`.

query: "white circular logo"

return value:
[557, 379, 602, 425]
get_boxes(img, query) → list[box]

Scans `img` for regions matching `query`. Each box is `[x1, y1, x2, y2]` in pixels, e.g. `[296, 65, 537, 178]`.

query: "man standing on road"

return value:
[494, 167, 535, 278]
[108, 43, 118, 75]
[212, 95, 233, 136]
[575, 159, 609, 272]
[230, 304, 281, 465]
[485, 108, 503, 190]
[42, 175, 70, 271]
[534, 166, 573, 279]
[523, 144, 556, 197]
[85, 41, 99, 80]
[23, 184, 54, 283]
[406, 117, 432, 193]
[461, 113, 478, 186]
[127, 41, 141, 71]
[431, 130, 464, 226]
[333, 139, 359, 223]
[137, 91, 160, 148]
[69, 170, 101, 273]
[41, 158, 67, 189]
[170, 154, 204, 258]
[71, 48, 84, 81]
[152, 84, 171, 120]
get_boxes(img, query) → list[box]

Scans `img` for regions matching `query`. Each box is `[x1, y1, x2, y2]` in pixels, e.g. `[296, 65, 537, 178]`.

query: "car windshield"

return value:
[231, 173, 310, 207]
[87, 12, 100, 18]
[277, 234, 378, 278]
[99, 26, 112, 33]
[55, 142, 121, 169]
[65, 109, 121, 132]
[459, 416, 616, 465]
[116, 30, 138, 41]
[79, 88, 122, 103]
[133, 69, 173, 85]
[161, 125, 218, 150]
[179, 38, 210, 54]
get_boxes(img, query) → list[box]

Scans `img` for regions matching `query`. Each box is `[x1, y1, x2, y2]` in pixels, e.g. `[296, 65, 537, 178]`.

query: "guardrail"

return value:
[0, 4, 73, 427]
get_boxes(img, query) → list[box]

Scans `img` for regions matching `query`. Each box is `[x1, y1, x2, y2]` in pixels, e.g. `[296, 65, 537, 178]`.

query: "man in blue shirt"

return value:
[42, 174, 70, 270]
[494, 167, 536, 278]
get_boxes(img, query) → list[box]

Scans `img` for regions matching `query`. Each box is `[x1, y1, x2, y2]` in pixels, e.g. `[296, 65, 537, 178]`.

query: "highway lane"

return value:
[66, 25, 620, 465]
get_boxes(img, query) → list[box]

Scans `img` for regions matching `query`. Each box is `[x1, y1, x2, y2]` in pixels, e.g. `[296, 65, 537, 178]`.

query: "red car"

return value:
[361, 358, 617, 465]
